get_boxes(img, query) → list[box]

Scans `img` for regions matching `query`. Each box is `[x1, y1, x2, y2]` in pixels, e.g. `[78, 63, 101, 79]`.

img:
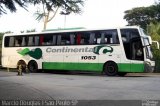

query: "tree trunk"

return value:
[43, 14, 49, 30]
[43, 18, 47, 30]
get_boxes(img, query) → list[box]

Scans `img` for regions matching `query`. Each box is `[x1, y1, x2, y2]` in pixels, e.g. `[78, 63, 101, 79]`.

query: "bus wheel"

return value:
[118, 72, 127, 76]
[104, 61, 118, 76]
[28, 60, 38, 73]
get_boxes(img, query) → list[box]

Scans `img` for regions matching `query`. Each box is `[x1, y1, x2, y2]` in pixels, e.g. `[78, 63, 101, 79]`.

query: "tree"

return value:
[124, 4, 160, 29]
[147, 22, 160, 72]
[21, 29, 36, 33]
[0, 0, 29, 15]
[33, 0, 84, 30]
[0, 33, 4, 64]
[147, 22, 160, 41]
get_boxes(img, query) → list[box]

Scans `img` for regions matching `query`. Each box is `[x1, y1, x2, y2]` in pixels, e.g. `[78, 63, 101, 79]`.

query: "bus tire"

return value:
[17, 60, 26, 72]
[28, 60, 38, 73]
[103, 61, 118, 76]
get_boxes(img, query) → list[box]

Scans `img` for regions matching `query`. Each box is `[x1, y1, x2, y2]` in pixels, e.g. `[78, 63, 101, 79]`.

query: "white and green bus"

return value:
[1, 26, 158, 76]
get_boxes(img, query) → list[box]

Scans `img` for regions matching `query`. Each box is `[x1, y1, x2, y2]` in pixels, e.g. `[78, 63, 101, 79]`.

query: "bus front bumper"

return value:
[144, 61, 155, 73]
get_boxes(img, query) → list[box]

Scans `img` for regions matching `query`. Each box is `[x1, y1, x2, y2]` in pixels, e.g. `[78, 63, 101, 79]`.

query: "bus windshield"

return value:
[145, 46, 154, 60]
[140, 28, 148, 36]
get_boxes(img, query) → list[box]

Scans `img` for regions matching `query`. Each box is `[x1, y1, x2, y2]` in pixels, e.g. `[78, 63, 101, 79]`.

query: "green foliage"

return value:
[147, 22, 160, 41]
[0, 0, 84, 16]
[32, 0, 84, 14]
[0, 33, 4, 65]
[147, 22, 160, 72]
[33, 0, 84, 30]
[152, 47, 160, 72]
[5, 31, 13, 34]
[0, 0, 29, 15]
[0, 33, 3, 47]
[124, 4, 160, 29]
[21, 29, 36, 33]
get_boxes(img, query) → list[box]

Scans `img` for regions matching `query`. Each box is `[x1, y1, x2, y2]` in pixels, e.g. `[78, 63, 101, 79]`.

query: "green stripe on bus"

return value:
[118, 63, 144, 72]
[42, 62, 102, 72]
[42, 62, 144, 73]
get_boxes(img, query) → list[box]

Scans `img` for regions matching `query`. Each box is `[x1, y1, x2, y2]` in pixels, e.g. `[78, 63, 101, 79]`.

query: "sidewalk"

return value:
[0, 71, 15, 76]
[127, 73, 160, 76]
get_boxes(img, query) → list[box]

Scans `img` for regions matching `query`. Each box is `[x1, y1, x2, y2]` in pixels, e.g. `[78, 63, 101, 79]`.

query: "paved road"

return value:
[0, 70, 160, 102]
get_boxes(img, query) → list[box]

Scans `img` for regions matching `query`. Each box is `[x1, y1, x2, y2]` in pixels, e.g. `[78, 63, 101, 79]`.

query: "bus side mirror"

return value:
[152, 41, 159, 49]
[147, 36, 152, 45]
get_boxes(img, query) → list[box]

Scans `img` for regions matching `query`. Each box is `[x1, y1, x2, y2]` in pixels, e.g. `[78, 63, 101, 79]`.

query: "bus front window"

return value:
[140, 28, 154, 60]
[120, 28, 144, 61]
[143, 38, 154, 60]
[145, 46, 154, 60]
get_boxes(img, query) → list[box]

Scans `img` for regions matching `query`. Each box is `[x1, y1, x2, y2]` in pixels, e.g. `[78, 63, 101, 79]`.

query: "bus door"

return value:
[130, 38, 144, 72]
[120, 28, 144, 72]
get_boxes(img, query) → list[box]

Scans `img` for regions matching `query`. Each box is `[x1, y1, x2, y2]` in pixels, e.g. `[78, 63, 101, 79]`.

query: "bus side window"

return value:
[95, 32, 101, 44]
[28, 36, 34, 46]
[52, 35, 56, 45]
[21, 37, 26, 46]
[99, 30, 119, 44]
[57, 35, 61, 45]
[43, 35, 53, 45]
[4, 36, 10, 47]
[112, 32, 119, 44]
[76, 34, 81, 45]
[60, 34, 71, 45]
[40, 36, 44, 46]
[35, 36, 39, 46]
[89, 33, 95, 44]
[80, 32, 90, 45]
[15, 37, 22, 47]
[96, 38, 101, 44]
[9, 37, 15, 47]
[100, 32, 106, 44]
[70, 34, 75, 45]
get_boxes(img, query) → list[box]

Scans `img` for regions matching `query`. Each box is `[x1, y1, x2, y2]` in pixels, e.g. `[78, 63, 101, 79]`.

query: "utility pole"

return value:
[61, 6, 71, 28]
[64, 15, 67, 28]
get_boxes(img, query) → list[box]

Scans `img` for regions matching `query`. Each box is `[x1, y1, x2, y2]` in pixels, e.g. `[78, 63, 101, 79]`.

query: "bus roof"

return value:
[4, 26, 141, 36]
[42, 27, 86, 32]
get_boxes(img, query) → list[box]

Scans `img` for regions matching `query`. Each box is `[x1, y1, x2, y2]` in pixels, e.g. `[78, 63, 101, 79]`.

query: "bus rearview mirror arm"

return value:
[152, 41, 159, 49]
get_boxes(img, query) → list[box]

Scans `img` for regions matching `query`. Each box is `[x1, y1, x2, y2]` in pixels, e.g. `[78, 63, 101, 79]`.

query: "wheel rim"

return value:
[29, 64, 35, 71]
[107, 66, 115, 73]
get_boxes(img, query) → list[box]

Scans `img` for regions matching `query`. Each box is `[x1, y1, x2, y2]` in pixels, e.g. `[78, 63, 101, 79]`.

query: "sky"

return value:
[0, 0, 156, 33]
